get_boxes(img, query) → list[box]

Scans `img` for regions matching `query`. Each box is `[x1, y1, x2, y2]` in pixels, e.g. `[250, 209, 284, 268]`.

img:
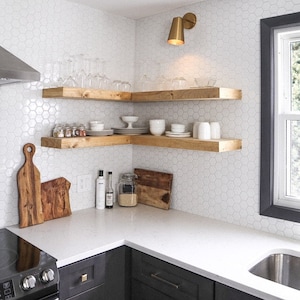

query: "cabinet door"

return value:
[104, 246, 131, 300]
[215, 282, 262, 300]
[132, 279, 174, 300]
[131, 249, 214, 300]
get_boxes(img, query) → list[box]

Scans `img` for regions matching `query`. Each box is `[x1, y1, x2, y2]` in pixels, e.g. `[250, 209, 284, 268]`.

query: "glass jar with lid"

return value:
[118, 173, 138, 207]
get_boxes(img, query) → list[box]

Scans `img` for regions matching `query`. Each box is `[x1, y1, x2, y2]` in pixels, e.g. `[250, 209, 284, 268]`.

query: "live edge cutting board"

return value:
[41, 177, 71, 221]
[134, 168, 173, 210]
[17, 143, 44, 228]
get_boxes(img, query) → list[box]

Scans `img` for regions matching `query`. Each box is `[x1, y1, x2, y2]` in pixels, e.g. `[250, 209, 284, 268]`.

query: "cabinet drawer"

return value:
[59, 253, 105, 299]
[131, 249, 214, 300]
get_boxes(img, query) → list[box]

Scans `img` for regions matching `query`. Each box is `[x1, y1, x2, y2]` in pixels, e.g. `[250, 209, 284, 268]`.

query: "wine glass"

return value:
[62, 57, 78, 87]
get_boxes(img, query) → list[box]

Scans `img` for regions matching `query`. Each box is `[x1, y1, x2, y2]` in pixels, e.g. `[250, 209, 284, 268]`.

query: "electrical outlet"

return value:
[77, 174, 92, 192]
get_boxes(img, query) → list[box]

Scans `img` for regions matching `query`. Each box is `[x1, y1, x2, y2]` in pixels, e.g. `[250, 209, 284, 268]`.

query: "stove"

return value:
[0, 228, 59, 300]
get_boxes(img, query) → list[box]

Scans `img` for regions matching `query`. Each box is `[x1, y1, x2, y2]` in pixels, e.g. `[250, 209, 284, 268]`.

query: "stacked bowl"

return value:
[149, 119, 165, 136]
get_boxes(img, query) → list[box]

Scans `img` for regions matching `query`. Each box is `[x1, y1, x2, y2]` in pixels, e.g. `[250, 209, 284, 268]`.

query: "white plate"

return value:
[165, 131, 190, 135]
[165, 132, 191, 138]
[112, 127, 148, 135]
[86, 129, 114, 136]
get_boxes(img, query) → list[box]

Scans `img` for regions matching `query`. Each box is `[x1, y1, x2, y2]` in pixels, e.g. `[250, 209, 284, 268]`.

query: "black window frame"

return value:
[260, 12, 300, 222]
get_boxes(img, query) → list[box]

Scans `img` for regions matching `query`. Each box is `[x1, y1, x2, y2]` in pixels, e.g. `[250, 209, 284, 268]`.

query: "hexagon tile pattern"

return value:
[1, 0, 300, 241]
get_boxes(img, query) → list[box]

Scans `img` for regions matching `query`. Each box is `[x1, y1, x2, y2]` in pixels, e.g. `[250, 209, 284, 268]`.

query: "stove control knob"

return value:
[22, 275, 36, 290]
[41, 269, 55, 283]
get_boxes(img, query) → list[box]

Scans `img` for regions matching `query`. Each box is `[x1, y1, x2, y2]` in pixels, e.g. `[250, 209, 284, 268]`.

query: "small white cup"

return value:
[198, 122, 211, 140]
[210, 122, 221, 139]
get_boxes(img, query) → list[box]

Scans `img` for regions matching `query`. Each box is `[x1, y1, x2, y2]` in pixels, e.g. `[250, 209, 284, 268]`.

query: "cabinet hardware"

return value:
[81, 273, 88, 282]
[150, 273, 180, 289]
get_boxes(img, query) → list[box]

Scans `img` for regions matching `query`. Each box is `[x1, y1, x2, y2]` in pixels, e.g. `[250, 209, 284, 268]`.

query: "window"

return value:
[260, 12, 300, 222]
[274, 28, 300, 209]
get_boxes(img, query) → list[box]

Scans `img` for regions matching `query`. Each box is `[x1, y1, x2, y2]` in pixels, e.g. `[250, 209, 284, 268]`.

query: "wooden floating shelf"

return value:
[41, 135, 242, 152]
[42, 87, 242, 102]
[42, 87, 131, 102]
[41, 135, 131, 149]
[132, 87, 242, 102]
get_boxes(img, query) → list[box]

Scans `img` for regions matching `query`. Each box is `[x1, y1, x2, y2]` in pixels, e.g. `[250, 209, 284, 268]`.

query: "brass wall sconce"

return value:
[167, 12, 197, 45]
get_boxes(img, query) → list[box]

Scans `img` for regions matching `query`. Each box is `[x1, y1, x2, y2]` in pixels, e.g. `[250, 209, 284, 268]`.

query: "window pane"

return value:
[287, 120, 300, 197]
[291, 41, 300, 111]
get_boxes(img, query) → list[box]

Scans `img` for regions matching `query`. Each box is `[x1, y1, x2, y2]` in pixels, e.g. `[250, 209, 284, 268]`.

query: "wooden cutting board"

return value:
[41, 177, 72, 221]
[17, 143, 44, 228]
[134, 168, 173, 210]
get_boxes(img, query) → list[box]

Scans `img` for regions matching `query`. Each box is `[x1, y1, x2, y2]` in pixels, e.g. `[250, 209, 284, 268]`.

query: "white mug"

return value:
[210, 122, 221, 139]
[193, 122, 201, 138]
[198, 122, 211, 140]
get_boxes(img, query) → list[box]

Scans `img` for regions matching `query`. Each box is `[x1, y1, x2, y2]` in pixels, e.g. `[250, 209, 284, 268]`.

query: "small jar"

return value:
[118, 173, 138, 207]
[76, 124, 86, 137]
[53, 124, 64, 138]
[64, 125, 72, 138]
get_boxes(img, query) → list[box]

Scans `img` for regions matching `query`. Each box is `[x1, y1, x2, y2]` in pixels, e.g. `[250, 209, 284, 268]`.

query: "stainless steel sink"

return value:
[249, 253, 300, 290]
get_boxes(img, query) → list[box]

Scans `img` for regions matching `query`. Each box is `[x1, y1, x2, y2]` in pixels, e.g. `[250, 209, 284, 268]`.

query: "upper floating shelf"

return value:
[42, 87, 242, 102]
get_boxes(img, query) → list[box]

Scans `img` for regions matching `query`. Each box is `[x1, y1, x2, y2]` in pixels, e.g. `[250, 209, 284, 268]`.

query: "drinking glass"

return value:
[62, 58, 78, 87]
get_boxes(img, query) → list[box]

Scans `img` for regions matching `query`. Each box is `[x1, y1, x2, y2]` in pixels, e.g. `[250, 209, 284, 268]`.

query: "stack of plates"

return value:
[165, 131, 191, 138]
[86, 129, 114, 136]
[112, 127, 148, 135]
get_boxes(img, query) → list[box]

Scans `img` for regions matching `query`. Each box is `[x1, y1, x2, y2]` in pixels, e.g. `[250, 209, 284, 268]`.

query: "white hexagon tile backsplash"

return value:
[1, 0, 300, 240]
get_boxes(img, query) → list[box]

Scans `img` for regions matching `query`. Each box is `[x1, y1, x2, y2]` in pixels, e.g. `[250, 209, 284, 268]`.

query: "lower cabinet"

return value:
[131, 249, 214, 300]
[59, 247, 262, 300]
[59, 246, 130, 300]
[215, 282, 262, 300]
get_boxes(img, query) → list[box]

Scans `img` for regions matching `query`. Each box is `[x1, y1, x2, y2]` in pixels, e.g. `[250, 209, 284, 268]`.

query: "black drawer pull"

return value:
[150, 273, 180, 289]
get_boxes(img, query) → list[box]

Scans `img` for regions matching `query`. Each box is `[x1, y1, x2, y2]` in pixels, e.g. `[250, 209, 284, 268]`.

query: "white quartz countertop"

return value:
[7, 205, 300, 300]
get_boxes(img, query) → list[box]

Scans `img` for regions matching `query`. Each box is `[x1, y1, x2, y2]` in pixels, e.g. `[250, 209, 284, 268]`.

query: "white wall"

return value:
[133, 0, 300, 239]
[0, 0, 136, 227]
[1, 0, 300, 240]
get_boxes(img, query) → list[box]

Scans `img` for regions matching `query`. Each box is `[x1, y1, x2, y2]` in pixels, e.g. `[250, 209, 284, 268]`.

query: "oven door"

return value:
[38, 293, 59, 300]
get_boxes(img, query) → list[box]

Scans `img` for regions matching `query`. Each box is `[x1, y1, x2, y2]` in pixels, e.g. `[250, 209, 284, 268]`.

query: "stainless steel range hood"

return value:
[0, 46, 40, 85]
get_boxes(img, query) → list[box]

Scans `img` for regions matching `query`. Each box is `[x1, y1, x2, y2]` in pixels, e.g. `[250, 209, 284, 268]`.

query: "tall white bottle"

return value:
[96, 170, 105, 209]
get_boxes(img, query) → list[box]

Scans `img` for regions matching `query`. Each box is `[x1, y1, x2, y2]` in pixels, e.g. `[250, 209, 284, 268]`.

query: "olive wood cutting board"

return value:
[17, 143, 44, 228]
[134, 168, 173, 210]
[41, 177, 72, 221]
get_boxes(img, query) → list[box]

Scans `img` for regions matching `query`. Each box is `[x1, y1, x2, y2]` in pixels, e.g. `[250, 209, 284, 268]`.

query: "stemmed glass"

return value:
[91, 58, 102, 88]
[99, 61, 110, 89]
[62, 57, 78, 87]
[75, 54, 88, 88]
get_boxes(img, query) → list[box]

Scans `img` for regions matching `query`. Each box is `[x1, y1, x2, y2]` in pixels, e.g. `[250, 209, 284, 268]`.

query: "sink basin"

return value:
[249, 253, 300, 290]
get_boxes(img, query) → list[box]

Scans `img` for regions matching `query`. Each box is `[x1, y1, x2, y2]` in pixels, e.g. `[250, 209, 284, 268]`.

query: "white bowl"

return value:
[121, 116, 139, 123]
[149, 119, 165, 126]
[171, 123, 185, 133]
[150, 127, 165, 136]
[121, 116, 139, 129]
[90, 121, 104, 131]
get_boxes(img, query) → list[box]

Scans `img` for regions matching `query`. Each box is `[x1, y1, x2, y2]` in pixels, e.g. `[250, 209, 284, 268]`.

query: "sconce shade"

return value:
[168, 17, 184, 45]
[167, 13, 197, 46]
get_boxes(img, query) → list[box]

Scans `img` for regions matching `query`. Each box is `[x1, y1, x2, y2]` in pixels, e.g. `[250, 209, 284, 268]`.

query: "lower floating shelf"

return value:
[41, 135, 242, 152]
[131, 135, 242, 152]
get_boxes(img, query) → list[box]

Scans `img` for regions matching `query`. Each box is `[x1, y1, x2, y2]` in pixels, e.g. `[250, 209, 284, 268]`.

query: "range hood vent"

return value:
[0, 46, 40, 85]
